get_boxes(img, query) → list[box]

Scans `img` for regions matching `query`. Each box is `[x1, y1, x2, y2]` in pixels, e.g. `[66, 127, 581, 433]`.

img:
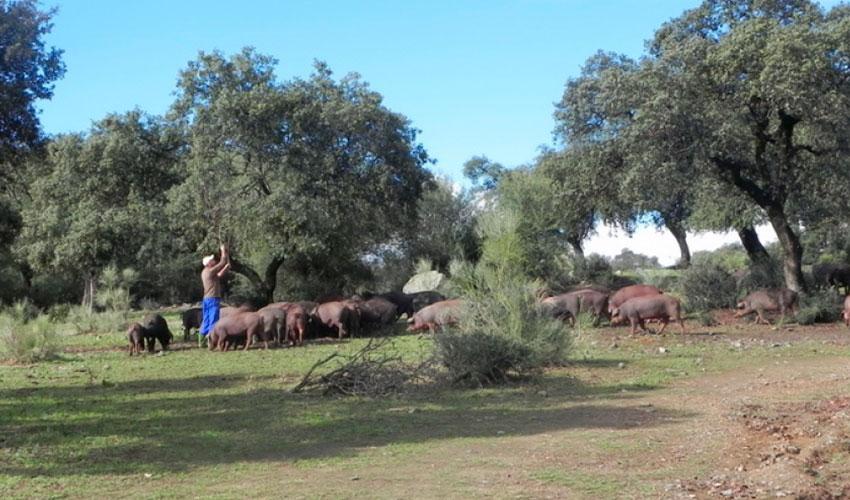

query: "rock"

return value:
[658, 347, 669, 354]
[785, 445, 800, 455]
[609, 342, 619, 349]
[618, 362, 626, 369]
[403, 271, 446, 294]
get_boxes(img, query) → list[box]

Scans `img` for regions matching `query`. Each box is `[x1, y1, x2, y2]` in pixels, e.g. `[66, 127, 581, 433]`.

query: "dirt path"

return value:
[238, 355, 850, 499]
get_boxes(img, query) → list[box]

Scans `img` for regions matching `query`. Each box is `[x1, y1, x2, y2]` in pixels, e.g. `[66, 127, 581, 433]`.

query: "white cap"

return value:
[202, 255, 215, 266]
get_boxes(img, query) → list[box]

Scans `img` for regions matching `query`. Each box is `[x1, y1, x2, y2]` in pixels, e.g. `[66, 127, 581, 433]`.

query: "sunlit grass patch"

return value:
[531, 469, 627, 496]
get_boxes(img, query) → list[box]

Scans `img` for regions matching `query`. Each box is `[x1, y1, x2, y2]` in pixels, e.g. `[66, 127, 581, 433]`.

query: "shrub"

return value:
[96, 264, 137, 312]
[435, 209, 571, 385]
[3, 298, 41, 323]
[691, 244, 749, 272]
[0, 314, 62, 363]
[676, 264, 738, 312]
[795, 290, 843, 325]
[570, 254, 616, 288]
[694, 311, 718, 327]
[734, 262, 784, 296]
[637, 268, 680, 292]
[138, 297, 160, 311]
[47, 303, 71, 323]
[67, 305, 126, 334]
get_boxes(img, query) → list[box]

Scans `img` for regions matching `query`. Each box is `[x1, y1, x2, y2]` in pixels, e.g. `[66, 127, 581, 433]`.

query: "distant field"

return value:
[2, 313, 850, 499]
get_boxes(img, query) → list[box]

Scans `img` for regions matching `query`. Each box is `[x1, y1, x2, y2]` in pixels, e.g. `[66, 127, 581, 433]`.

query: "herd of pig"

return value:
[539, 284, 803, 335]
[126, 290, 455, 354]
[126, 283, 834, 355]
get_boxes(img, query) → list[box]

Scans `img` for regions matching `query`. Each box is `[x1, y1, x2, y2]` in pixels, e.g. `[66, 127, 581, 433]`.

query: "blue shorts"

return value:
[200, 297, 220, 336]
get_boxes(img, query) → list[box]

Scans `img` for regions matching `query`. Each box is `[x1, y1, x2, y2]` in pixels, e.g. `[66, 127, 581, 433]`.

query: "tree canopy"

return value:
[554, 0, 850, 290]
[167, 49, 433, 301]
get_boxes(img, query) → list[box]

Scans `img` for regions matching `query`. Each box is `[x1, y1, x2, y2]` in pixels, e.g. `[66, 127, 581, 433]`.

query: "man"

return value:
[200, 243, 231, 344]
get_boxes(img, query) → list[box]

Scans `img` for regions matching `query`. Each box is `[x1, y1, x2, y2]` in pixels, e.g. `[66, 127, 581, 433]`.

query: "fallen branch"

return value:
[289, 352, 340, 393]
[289, 338, 426, 397]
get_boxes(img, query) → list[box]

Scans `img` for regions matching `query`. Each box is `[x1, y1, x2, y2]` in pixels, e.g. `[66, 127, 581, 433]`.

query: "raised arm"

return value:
[211, 243, 230, 273]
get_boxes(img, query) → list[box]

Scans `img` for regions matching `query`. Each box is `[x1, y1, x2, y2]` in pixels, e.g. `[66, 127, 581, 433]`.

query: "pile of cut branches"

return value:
[290, 338, 431, 397]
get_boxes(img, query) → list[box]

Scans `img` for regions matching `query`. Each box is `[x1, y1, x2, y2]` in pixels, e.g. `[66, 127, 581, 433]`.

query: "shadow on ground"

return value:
[0, 371, 691, 478]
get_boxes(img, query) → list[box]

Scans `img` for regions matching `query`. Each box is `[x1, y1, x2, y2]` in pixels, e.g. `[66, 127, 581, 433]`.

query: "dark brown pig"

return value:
[408, 291, 446, 312]
[828, 265, 850, 295]
[284, 303, 309, 345]
[379, 291, 414, 318]
[208, 312, 266, 351]
[611, 295, 685, 335]
[181, 307, 202, 341]
[354, 296, 398, 327]
[572, 289, 610, 325]
[257, 307, 286, 345]
[734, 288, 798, 325]
[608, 284, 663, 313]
[540, 289, 609, 325]
[140, 313, 172, 353]
[842, 295, 850, 327]
[540, 293, 581, 325]
[311, 301, 359, 339]
[127, 323, 145, 356]
[407, 299, 463, 333]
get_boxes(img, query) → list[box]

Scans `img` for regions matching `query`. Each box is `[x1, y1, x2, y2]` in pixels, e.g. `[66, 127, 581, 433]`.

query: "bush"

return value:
[734, 261, 784, 296]
[795, 290, 843, 325]
[3, 298, 41, 323]
[694, 311, 718, 327]
[138, 297, 160, 311]
[676, 264, 738, 312]
[543, 253, 619, 293]
[47, 303, 71, 323]
[570, 254, 616, 288]
[67, 305, 126, 334]
[0, 314, 62, 363]
[435, 209, 571, 385]
[637, 268, 680, 291]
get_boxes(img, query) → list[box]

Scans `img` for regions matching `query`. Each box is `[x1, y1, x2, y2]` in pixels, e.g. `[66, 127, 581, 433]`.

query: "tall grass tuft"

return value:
[434, 209, 571, 385]
[0, 314, 62, 363]
[67, 305, 126, 334]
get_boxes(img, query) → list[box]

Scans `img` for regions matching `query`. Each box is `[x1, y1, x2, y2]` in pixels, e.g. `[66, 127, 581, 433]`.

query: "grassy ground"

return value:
[2, 312, 850, 499]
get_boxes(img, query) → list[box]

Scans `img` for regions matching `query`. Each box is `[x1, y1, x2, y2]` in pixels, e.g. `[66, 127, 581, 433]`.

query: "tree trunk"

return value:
[664, 220, 691, 269]
[82, 270, 96, 311]
[567, 237, 584, 260]
[765, 207, 806, 293]
[18, 261, 33, 291]
[737, 225, 772, 270]
[230, 255, 284, 304]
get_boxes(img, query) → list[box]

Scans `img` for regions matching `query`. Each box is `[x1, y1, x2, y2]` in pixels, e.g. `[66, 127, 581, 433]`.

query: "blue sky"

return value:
[40, 0, 724, 179]
[37, 0, 841, 264]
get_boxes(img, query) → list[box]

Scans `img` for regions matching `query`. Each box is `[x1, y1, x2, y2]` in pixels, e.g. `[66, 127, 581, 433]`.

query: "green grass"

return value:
[531, 469, 627, 497]
[2, 310, 850, 498]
